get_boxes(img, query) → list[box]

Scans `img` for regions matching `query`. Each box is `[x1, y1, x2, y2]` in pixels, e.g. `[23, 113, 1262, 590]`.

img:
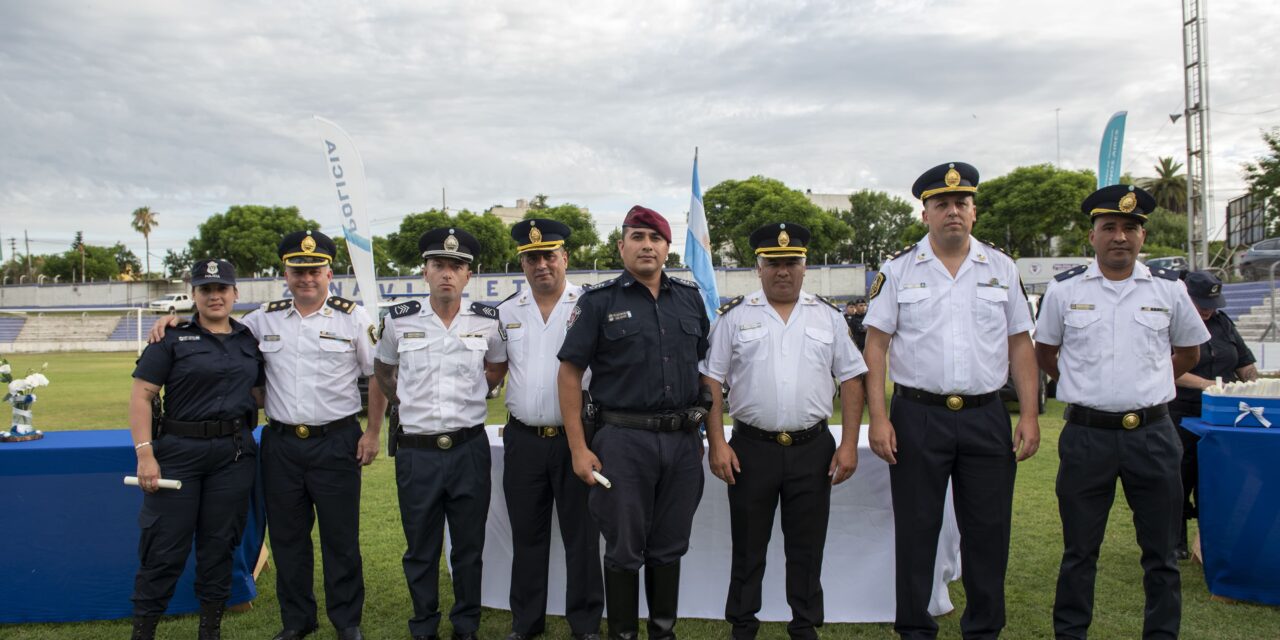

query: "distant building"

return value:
[805, 190, 852, 213]
[488, 198, 591, 225]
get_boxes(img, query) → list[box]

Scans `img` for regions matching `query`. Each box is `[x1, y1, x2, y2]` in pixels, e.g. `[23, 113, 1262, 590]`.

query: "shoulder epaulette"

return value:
[1151, 267, 1181, 281]
[980, 240, 1014, 259]
[389, 300, 421, 318]
[716, 295, 744, 316]
[581, 278, 617, 293]
[670, 276, 699, 288]
[326, 296, 356, 314]
[470, 301, 500, 320]
[885, 243, 917, 262]
[1054, 265, 1088, 282]
[266, 298, 293, 313]
[815, 294, 843, 312]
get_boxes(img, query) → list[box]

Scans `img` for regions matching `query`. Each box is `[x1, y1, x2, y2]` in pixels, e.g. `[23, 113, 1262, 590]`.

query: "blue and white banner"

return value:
[686, 150, 720, 320]
[314, 116, 380, 314]
[1097, 111, 1127, 188]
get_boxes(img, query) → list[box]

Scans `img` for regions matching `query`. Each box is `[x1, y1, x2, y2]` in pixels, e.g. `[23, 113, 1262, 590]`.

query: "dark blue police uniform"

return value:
[131, 313, 262, 630]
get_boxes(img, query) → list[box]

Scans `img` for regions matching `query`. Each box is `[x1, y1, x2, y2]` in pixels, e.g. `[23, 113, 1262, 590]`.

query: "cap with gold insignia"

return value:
[191, 259, 237, 286]
[749, 222, 810, 258]
[279, 230, 337, 267]
[419, 227, 481, 263]
[1082, 184, 1157, 223]
[911, 162, 980, 202]
[512, 218, 572, 255]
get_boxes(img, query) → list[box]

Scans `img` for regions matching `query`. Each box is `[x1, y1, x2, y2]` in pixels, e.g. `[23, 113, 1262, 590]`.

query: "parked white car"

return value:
[148, 293, 194, 313]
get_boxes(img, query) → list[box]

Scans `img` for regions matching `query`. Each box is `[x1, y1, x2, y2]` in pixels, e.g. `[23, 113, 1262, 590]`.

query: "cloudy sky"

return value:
[2, 0, 1277, 266]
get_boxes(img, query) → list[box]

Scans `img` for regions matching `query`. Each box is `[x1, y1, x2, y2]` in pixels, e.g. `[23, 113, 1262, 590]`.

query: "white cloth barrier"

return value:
[469, 424, 961, 622]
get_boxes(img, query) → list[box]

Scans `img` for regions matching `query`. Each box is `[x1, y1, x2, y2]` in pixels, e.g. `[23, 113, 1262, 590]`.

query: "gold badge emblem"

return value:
[778, 230, 790, 247]
[295, 425, 311, 439]
[776, 432, 794, 446]
[868, 272, 885, 301]
[436, 435, 454, 449]
[444, 234, 460, 252]
[541, 426, 559, 438]
[1118, 192, 1137, 213]
[301, 235, 317, 253]
[1122, 413, 1140, 429]
[946, 395, 964, 411]
[528, 224, 543, 244]
[944, 167, 962, 187]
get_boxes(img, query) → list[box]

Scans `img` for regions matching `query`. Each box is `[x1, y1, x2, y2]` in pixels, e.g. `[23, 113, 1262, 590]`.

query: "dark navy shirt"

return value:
[558, 270, 710, 412]
[133, 315, 264, 422]
[1173, 311, 1256, 408]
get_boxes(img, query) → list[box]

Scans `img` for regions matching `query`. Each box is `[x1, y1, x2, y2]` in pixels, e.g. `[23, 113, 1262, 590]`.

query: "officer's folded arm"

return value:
[557, 360, 600, 486]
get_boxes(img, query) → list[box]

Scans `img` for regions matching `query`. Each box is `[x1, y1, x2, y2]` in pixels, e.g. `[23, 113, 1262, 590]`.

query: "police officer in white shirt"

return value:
[700, 222, 868, 640]
[489, 219, 603, 640]
[1035, 184, 1208, 640]
[863, 162, 1041, 640]
[150, 229, 382, 640]
[374, 227, 507, 640]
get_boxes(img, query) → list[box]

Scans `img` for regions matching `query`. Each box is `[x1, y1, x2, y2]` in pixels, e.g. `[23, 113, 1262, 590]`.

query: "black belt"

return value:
[397, 424, 485, 450]
[163, 417, 247, 438]
[895, 385, 999, 411]
[733, 420, 827, 447]
[507, 415, 563, 438]
[1066, 404, 1169, 430]
[268, 414, 358, 439]
[599, 409, 689, 432]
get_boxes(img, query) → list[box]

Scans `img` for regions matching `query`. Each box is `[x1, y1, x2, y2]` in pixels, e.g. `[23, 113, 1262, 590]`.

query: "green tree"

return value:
[666, 252, 682, 268]
[972, 164, 1097, 257]
[385, 209, 517, 273]
[1136, 157, 1188, 214]
[519, 203, 600, 266]
[130, 206, 158, 277]
[111, 243, 142, 275]
[41, 244, 123, 281]
[162, 248, 192, 278]
[332, 235, 395, 276]
[529, 194, 549, 209]
[1141, 208, 1188, 255]
[839, 190, 917, 268]
[187, 205, 319, 276]
[703, 176, 851, 266]
[1243, 127, 1280, 235]
[585, 227, 626, 270]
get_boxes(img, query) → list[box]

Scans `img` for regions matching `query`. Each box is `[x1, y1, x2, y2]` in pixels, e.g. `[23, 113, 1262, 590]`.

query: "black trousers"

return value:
[132, 430, 256, 616]
[1168, 405, 1200, 521]
[588, 425, 704, 572]
[725, 428, 835, 640]
[396, 432, 492, 638]
[503, 422, 604, 635]
[261, 421, 365, 630]
[1053, 417, 1182, 640]
[888, 395, 1016, 640]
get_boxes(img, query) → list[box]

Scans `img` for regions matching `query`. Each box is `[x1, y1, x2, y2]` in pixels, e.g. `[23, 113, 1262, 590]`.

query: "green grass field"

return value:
[3, 352, 1278, 639]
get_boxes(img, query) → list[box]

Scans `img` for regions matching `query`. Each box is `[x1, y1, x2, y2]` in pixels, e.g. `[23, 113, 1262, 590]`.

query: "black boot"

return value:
[1176, 520, 1190, 561]
[198, 601, 225, 640]
[604, 566, 639, 640]
[644, 561, 680, 640]
[130, 615, 159, 640]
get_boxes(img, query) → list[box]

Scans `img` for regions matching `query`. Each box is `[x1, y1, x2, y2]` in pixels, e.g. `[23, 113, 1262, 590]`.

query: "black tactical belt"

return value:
[733, 420, 827, 447]
[1066, 404, 1169, 431]
[269, 414, 358, 440]
[600, 410, 688, 432]
[895, 385, 998, 411]
[507, 416, 563, 438]
[397, 424, 485, 451]
[163, 418, 247, 438]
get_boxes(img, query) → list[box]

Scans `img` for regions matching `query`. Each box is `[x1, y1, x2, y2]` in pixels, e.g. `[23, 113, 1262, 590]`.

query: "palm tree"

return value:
[1136, 157, 1188, 214]
[130, 206, 158, 278]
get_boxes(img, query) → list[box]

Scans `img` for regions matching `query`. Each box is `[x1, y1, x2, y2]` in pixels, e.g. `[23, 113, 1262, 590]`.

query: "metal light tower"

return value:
[1182, 0, 1214, 270]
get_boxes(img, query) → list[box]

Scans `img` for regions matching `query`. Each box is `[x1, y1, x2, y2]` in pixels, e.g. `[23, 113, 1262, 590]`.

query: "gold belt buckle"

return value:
[436, 434, 454, 450]
[775, 432, 794, 446]
[295, 424, 311, 439]
[1122, 413, 1141, 430]
[946, 395, 964, 411]
[541, 426, 559, 438]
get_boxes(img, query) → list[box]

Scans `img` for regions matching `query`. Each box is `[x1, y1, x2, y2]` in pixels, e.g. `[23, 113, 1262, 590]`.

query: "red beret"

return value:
[621, 205, 672, 243]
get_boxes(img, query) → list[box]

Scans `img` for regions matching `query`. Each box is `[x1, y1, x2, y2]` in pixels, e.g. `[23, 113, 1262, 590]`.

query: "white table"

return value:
[471, 424, 961, 623]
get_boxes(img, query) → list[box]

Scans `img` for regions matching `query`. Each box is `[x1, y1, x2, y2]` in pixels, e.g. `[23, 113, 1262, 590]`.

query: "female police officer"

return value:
[129, 259, 264, 640]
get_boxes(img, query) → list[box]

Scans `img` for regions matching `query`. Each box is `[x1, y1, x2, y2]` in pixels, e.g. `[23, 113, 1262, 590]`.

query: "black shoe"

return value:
[645, 561, 681, 640]
[453, 633, 479, 640]
[271, 625, 319, 640]
[198, 601, 225, 640]
[337, 627, 365, 640]
[604, 566, 640, 640]
[130, 615, 160, 640]
[412, 636, 438, 640]
[571, 634, 602, 640]
[1177, 519, 1191, 560]
[506, 633, 536, 640]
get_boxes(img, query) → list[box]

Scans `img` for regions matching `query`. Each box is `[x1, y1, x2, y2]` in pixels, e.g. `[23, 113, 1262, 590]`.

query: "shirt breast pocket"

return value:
[602, 319, 644, 365]
[397, 337, 429, 367]
[803, 325, 834, 366]
[1134, 311, 1171, 360]
[1063, 310, 1102, 363]
[679, 317, 703, 361]
[734, 326, 769, 362]
[897, 287, 932, 326]
[319, 335, 355, 357]
[460, 335, 489, 371]
[975, 286, 1009, 331]
[258, 339, 284, 357]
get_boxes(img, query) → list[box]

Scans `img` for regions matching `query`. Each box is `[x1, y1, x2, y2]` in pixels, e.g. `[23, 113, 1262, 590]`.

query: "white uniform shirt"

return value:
[241, 298, 376, 425]
[1035, 261, 1210, 412]
[376, 301, 507, 435]
[496, 282, 591, 427]
[863, 236, 1034, 395]
[700, 290, 868, 431]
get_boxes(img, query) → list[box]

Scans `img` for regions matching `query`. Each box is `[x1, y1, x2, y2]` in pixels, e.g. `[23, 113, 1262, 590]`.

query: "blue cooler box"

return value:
[1201, 394, 1280, 428]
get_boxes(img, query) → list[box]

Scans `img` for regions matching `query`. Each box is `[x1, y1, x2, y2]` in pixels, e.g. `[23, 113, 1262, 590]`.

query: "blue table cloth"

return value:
[0, 429, 265, 623]
[1181, 417, 1280, 605]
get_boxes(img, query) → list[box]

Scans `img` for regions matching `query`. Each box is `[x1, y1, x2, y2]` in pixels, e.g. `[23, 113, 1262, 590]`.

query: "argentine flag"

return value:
[686, 150, 720, 320]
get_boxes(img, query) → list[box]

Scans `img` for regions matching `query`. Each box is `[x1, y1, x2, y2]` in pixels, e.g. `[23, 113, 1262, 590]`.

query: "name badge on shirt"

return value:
[459, 333, 484, 339]
[978, 278, 1008, 289]
[901, 282, 928, 289]
[607, 311, 632, 322]
[1141, 306, 1170, 314]
[505, 322, 522, 329]
[319, 331, 352, 343]
[739, 322, 762, 331]
[1069, 303, 1096, 311]
[403, 331, 426, 339]
[263, 335, 281, 341]
[178, 335, 201, 342]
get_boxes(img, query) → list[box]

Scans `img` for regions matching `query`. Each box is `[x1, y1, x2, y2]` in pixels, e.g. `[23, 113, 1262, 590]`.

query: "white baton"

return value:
[591, 470, 612, 489]
[124, 476, 183, 490]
